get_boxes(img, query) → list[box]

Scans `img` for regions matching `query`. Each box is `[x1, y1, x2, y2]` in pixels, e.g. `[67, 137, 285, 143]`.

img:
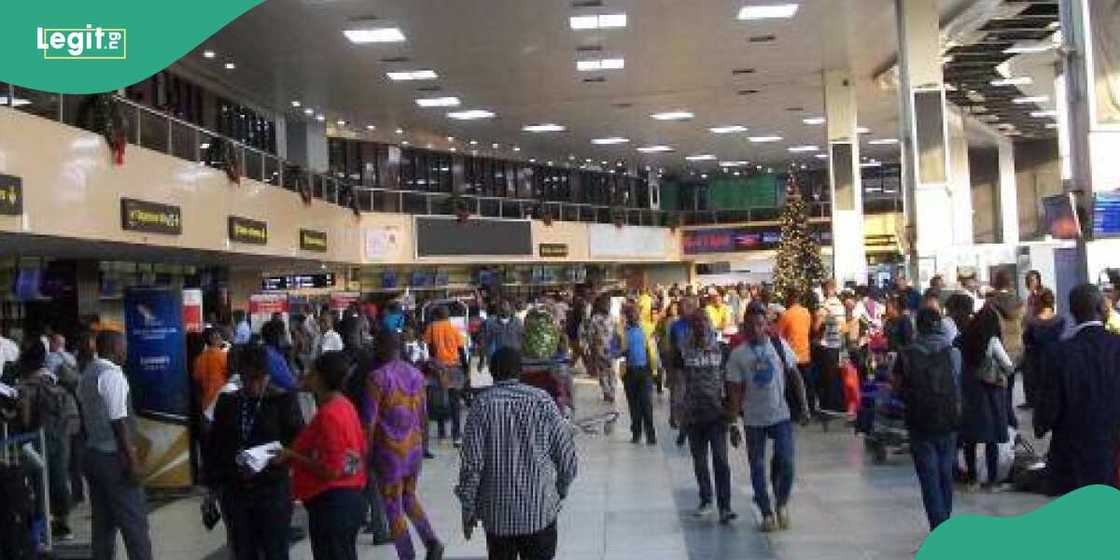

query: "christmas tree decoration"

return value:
[78, 93, 128, 165]
[774, 174, 827, 301]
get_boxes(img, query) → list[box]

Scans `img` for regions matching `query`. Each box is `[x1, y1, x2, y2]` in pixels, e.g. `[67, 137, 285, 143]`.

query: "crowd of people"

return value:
[1, 266, 1119, 560]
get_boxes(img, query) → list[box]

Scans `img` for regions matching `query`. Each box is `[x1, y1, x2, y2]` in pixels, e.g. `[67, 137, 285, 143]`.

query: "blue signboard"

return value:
[124, 287, 188, 422]
[1093, 192, 1120, 238]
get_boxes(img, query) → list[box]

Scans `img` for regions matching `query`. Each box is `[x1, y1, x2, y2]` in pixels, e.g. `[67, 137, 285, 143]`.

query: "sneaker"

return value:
[424, 541, 445, 560]
[759, 515, 779, 533]
[695, 502, 714, 518]
[777, 507, 791, 530]
[718, 510, 738, 525]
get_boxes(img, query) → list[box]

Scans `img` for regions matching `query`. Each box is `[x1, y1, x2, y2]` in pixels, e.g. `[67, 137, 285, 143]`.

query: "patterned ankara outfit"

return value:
[366, 359, 440, 559]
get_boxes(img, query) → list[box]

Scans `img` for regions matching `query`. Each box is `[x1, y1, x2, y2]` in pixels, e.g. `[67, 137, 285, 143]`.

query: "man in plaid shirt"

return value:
[456, 347, 578, 559]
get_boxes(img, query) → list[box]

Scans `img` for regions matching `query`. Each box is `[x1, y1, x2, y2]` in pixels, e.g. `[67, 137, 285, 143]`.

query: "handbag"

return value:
[975, 355, 1009, 387]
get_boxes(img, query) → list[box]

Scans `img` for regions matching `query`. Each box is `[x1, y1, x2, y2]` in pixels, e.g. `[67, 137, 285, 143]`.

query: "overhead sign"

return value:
[228, 216, 268, 245]
[416, 216, 532, 257]
[539, 243, 569, 258]
[0, 174, 23, 216]
[682, 223, 832, 255]
[261, 273, 336, 291]
[121, 198, 182, 235]
[300, 228, 328, 252]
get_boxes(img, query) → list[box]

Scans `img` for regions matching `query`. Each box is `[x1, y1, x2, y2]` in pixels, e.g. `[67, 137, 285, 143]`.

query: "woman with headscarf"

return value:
[957, 306, 1015, 491]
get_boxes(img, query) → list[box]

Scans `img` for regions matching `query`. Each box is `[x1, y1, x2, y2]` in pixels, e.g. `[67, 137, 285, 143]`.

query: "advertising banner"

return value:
[330, 291, 361, 313]
[249, 293, 288, 332]
[365, 226, 402, 260]
[181, 288, 203, 333]
[682, 223, 832, 255]
[124, 286, 188, 419]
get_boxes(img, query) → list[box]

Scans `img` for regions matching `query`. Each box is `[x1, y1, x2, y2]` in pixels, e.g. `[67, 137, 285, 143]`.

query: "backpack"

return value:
[32, 377, 81, 438]
[523, 309, 560, 360]
[898, 345, 960, 434]
[771, 336, 808, 423]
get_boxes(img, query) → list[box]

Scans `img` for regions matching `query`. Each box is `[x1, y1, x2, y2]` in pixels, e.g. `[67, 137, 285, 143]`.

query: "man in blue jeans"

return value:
[894, 307, 961, 530]
[725, 306, 798, 532]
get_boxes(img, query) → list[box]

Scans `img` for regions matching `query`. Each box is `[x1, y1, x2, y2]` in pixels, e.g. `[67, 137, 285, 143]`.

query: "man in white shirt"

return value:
[0, 333, 19, 372]
[318, 313, 345, 354]
[77, 331, 152, 560]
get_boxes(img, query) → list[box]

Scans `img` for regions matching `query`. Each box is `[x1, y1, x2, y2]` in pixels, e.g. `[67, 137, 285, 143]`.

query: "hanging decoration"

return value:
[345, 185, 362, 217]
[532, 202, 554, 226]
[663, 211, 681, 232]
[205, 138, 241, 185]
[448, 193, 472, 223]
[77, 93, 128, 166]
[288, 165, 313, 206]
[774, 173, 826, 302]
[610, 206, 626, 229]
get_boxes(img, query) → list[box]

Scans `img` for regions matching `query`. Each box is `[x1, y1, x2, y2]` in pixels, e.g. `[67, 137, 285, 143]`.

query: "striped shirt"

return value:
[455, 380, 578, 537]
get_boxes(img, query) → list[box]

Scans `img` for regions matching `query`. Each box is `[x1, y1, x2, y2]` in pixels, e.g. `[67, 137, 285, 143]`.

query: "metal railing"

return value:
[0, 85, 851, 227]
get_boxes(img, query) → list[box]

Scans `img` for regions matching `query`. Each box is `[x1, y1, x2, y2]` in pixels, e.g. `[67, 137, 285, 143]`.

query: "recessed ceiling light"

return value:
[577, 58, 625, 71]
[448, 109, 496, 120]
[290, 100, 302, 108]
[686, 154, 717, 161]
[700, 174, 709, 179]
[788, 145, 819, 153]
[1014, 95, 1050, 104]
[651, 111, 694, 121]
[719, 161, 749, 167]
[569, 13, 627, 30]
[637, 145, 673, 153]
[415, 96, 461, 108]
[395, 128, 404, 134]
[868, 138, 899, 145]
[366, 125, 376, 131]
[522, 123, 567, 133]
[547, 161, 555, 166]
[470, 140, 479, 146]
[303, 108, 314, 116]
[803, 117, 825, 125]
[224, 62, 236, 70]
[991, 77, 1033, 87]
[749, 135, 783, 143]
[513, 146, 521, 152]
[343, 26, 406, 44]
[315, 114, 325, 122]
[492, 143, 500, 149]
[591, 137, 630, 145]
[450, 147, 458, 153]
[709, 125, 748, 134]
[1045, 123, 1059, 129]
[336, 119, 347, 126]
[386, 70, 438, 81]
[856, 126, 871, 134]
[1031, 110, 1058, 118]
[738, 4, 799, 20]
[402, 140, 410, 146]
[861, 161, 883, 168]
[202, 50, 216, 59]
[814, 154, 829, 159]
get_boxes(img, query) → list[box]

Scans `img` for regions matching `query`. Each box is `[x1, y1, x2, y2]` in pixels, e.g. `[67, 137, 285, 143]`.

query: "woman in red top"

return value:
[280, 351, 368, 560]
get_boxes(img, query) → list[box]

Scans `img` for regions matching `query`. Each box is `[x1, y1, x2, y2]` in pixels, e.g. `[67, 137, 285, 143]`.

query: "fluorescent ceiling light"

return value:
[395, 128, 404, 134]
[856, 126, 871, 134]
[814, 154, 829, 160]
[522, 123, 566, 133]
[577, 58, 625, 71]
[686, 154, 717, 161]
[0, 97, 31, 107]
[447, 109, 495, 120]
[1013, 95, 1050, 104]
[1031, 110, 1058, 118]
[1045, 123, 1059, 129]
[290, 100, 301, 108]
[737, 4, 800, 20]
[224, 62, 236, 70]
[1004, 43, 1053, 54]
[719, 161, 749, 167]
[788, 145, 819, 152]
[513, 146, 521, 152]
[637, 145, 673, 153]
[709, 125, 748, 134]
[868, 138, 899, 145]
[315, 114, 325, 122]
[991, 77, 1033, 87]
[336, 119, 346, 126]
[202, 50, 215, 59]
[366, 125, 376, 131]
[591, 137, 629, 145]
[343, 26, 406, 44]
[469, 140, 479, 145]
[803, 117, 825, 125]
[749, 135, 782, 143]
[415, 96, 460, 107]
[386, 70, 438, 81]
[861, 161, 882, 168]
[570, 13, 627, 30]
[303, 108, 314, 115]
[651, 111, 694, 121]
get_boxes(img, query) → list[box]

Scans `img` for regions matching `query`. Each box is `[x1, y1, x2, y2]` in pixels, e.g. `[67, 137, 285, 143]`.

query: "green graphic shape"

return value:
[1, 1, 263, 93]
[919, 485, 1120, 559]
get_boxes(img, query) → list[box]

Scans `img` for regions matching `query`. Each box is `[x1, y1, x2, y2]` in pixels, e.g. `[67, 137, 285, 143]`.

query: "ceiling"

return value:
[181, 0, 1050, 174]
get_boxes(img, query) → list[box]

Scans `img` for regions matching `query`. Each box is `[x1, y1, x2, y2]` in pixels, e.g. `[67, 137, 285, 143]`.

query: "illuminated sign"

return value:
[228, 216, 268, 245]
[121, 198, 181, 235]
[0, 174, 22, 216]
[299, 228, 328, 252]
[538, 243, 569, 258]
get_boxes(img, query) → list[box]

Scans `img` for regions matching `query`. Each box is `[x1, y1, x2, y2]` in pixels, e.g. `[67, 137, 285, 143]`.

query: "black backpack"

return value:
[770, 336, 809, 423]
[898, 345, 960, 434]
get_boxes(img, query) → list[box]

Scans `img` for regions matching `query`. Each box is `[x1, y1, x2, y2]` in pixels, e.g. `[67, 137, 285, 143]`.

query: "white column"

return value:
[1060, 0, 1120, 281]
[824, 69, 867, 285]
[996, 138, 1019, 244]
[946, 107, 974, 246]
[896, 0, 954, 284]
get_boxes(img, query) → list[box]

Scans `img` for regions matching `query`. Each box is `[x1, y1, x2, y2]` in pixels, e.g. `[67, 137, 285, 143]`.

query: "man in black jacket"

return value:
[1035, 284, 1120, 494]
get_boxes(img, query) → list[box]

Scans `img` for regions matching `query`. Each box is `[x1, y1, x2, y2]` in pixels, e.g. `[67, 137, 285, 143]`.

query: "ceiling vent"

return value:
[571, 0, 603, 7]
[583, 76, 607, 83]
[731, 68, 756, 75]
[785, 106, 804, 112]
[416, 85, 443, 92]
[737, 89, 760, 95]
[612, 102, 633, 108]
[748, 34, 777, 43]
[576, 44, 604, 52]
[380, 56, 411, 63]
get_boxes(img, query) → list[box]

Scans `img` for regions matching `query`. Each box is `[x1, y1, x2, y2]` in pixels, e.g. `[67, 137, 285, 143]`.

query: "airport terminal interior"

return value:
[3, 0, 1120, 559]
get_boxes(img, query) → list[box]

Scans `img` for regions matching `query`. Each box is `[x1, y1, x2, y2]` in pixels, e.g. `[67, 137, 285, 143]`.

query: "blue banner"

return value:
[124, 286, 188, 422]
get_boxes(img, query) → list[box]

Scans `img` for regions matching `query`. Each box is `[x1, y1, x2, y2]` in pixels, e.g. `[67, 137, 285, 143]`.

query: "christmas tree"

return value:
[773, 174, 826, 302]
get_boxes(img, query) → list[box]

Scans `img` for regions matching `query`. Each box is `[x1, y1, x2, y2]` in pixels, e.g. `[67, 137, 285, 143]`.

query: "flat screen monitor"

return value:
[1093, 191, 1120, 238]
[1043, 193, 1082, 240]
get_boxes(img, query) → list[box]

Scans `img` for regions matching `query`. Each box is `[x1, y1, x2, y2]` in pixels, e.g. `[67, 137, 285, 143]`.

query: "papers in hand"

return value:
[236, 441, 281, 474]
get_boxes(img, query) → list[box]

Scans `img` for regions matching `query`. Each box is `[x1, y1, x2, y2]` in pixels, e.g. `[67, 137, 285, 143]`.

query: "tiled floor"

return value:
[61, 374, 1052, 560]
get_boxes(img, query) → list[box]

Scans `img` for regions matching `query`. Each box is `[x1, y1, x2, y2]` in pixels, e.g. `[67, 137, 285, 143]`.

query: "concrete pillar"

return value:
[946, 108, 974, 245]
[823, 69, 867, 285]
[996, 138, 1019, 244]
[284, 118, 328, 173]
[1059, 0, 1120, 282]
[895, 0, 953, 284]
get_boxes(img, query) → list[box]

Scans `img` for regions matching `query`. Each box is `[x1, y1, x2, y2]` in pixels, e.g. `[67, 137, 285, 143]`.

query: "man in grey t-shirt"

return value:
[726, 306, 798, 533]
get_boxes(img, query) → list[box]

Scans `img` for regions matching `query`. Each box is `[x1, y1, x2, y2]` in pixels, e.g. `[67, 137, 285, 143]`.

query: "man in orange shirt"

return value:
[775, 289, 815, 416]
[193, 328, 229, 417]
[423, 305, 468, 446]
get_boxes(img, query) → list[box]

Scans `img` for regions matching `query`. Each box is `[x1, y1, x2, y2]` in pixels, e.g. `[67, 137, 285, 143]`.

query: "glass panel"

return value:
[372, 189, 401, 213]
[11, 87, 60, 120]
[264, 155, 281, 186]
[501, 200, 520, 219]
[312, 174, 324, 199]
[402, 191, 428, 214]
[243, 149, 263, 183]
[479, 198, 501, 218]
[169, 119, 198, 161]
[563, 204, 580, 222]
[138, 109, 169, 153]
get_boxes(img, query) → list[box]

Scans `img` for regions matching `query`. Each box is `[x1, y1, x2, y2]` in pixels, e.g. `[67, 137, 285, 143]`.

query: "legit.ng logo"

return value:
[36, 24, 127, 60]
